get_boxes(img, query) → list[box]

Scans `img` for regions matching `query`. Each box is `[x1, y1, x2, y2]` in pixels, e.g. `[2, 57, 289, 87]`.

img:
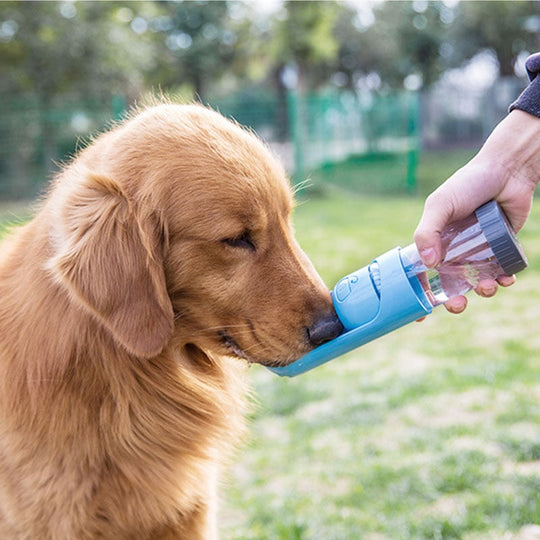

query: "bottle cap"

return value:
[475, 201, 528, 275]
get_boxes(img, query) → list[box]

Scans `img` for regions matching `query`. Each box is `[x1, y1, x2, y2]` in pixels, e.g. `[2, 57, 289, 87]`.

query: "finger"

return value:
[497, 274, 516, 287]
[474, 279, 498, 298]
[444, 295, 467, 314]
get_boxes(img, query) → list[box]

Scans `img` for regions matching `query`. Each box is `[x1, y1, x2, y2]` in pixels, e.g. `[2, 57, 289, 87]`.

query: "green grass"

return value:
[0, 201, 32, 235]
[305, 147, 477, 198]
[221, 188, 540, 539]
[308, 152, 416, 195]
[415, 148, 477, 195]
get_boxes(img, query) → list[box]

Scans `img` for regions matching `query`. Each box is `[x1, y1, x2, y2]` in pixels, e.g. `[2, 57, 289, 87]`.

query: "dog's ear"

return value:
[49, 172, 174, 358]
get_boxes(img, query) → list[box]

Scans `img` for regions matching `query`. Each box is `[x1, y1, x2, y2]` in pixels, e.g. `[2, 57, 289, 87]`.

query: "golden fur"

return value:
[0, 104, 339, 539]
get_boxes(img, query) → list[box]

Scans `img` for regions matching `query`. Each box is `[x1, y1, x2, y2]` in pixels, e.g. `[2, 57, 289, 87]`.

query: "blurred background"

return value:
[1, 0, 539, 199]
[2, 2, 540, 539]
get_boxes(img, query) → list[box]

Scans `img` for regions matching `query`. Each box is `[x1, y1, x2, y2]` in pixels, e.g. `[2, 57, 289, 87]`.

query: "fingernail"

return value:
[420, 248, 437, 267]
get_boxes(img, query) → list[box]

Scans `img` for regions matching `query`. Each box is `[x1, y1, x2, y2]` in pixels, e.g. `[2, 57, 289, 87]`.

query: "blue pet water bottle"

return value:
[270, 201, 528, 377]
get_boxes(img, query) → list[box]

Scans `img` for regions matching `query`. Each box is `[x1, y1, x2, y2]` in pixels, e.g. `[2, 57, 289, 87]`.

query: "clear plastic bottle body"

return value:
[400, 213, 508, 307]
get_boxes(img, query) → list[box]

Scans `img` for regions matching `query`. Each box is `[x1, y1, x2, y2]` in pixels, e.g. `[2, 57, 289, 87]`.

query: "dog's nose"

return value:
[306, 314, 344, 347]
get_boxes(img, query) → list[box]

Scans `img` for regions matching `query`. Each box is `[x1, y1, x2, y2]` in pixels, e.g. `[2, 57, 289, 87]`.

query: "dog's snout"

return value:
[306, 314, 344, 347]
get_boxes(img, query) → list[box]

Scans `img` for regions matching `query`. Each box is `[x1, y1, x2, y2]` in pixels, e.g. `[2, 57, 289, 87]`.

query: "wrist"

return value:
[477, 110, 540, 191]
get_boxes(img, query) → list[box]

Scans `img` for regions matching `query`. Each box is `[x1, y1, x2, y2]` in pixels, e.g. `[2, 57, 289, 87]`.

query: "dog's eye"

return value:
[222, 231, 256, 252]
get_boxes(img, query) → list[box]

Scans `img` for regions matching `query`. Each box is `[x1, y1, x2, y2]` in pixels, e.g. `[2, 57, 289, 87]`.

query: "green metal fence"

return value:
[0, 90, 419, 200]
[0, 95, 125, 199]
[287, 90, 420, 193]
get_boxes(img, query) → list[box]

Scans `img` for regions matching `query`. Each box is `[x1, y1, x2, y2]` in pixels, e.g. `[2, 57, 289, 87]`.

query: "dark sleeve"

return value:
[509, 52, 540, 117]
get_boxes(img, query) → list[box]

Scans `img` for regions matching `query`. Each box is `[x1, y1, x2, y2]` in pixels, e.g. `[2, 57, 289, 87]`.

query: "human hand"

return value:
[414, 110, 540, 313]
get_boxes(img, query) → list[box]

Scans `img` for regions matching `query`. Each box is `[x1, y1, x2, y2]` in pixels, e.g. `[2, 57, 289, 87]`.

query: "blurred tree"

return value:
[450, 1, 540, 77]
[149, 0, 237, 100]
[331, 2, 387, 91]
[0, 1, 157, 100]
[270, 0, 340, 92]
[329, 1, 539, 91]
[356, 1, 453, 90]
[0, 0, 159, 177]
[2, 0, 538, 133]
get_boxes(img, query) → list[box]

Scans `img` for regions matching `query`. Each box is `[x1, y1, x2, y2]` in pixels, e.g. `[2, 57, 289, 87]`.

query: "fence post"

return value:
[406, 92, 420, 193]
[287, 90, 305, 184]
[112, 94, 127, 122]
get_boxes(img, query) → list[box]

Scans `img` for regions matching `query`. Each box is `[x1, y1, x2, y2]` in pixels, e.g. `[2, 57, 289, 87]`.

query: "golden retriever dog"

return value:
[0, 103, 342, 539]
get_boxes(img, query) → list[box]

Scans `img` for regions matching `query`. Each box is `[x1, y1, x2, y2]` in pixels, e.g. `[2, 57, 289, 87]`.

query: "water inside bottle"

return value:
[416, 257, 505, 306]
[401, 235, 506, 307]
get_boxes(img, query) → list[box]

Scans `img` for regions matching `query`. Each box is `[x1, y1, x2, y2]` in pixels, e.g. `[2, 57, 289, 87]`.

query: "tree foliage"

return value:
[0, 1, 158, 100]
[1, 0, 539, 101]
[270, 0, 339, 90]
[450, 0, 540, 77]
[149, 1, 237, 98]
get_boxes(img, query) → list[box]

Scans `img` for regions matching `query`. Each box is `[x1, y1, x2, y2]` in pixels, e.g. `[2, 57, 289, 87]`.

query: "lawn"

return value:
[305, 148, 478, 198]
[1, 149, 539, 539]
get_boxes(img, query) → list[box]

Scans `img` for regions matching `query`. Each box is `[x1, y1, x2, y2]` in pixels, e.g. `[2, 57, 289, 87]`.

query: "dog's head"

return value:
[48, 104, 342, 366]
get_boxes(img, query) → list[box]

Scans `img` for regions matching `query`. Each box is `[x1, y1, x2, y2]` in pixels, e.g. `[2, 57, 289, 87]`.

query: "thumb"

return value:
[413, 216, 444, 268]
[414, 190, 466, 268]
